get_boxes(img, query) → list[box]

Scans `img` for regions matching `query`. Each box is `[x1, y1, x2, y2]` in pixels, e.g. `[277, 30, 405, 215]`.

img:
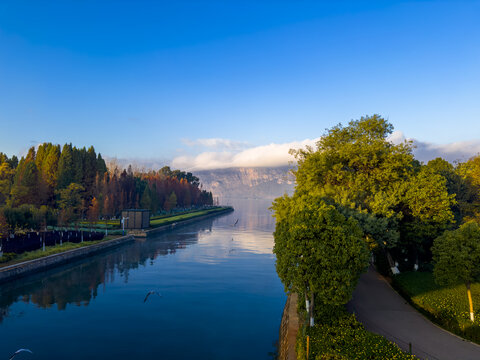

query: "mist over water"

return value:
[0, 199, 285, 360]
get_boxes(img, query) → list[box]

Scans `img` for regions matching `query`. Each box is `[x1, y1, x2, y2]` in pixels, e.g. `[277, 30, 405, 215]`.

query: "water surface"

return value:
[0, 199, 285, 359]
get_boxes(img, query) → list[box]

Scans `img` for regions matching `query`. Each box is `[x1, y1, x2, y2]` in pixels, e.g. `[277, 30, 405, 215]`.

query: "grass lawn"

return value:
[77, 220, 120, 228]
[393, 271, 480, 343]
[149, 207, 228, 227]
[0, 235, 120, 268]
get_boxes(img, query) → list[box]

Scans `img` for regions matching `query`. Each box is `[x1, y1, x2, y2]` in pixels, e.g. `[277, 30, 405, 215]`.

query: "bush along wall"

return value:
[296, 306, 416, 360]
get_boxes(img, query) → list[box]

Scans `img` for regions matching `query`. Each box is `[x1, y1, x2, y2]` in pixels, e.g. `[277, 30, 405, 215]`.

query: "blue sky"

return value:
[1, 1, 479, 168]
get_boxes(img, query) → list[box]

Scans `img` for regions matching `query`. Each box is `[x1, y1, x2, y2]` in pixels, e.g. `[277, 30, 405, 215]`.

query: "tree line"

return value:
[0, 143, 213, 232]
[273, 115, 480, 326]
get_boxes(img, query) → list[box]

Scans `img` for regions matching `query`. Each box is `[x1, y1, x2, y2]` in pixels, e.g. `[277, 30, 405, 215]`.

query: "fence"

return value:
[0, 230, 105, 255]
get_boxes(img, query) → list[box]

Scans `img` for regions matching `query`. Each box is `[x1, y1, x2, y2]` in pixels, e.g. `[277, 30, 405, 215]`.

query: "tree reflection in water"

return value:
[0, 220, 213, 322]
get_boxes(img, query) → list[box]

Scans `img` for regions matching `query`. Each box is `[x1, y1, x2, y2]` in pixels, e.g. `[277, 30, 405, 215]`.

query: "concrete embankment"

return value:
[279, 293, 300, 360]
[0, 235, 135, 284]
[132, 207, 234, 238]
[0, 207, 234, 284]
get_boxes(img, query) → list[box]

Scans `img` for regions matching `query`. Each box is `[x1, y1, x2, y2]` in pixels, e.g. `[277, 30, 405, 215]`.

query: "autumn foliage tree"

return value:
[0, 143, 213, 232]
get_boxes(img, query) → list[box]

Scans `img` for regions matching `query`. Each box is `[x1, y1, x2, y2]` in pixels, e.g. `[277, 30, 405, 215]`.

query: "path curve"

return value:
[347, 267, 480, 360]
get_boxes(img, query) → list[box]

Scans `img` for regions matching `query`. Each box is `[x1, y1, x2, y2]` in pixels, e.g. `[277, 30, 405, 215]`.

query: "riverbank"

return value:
[131, 206, 234, 237]
[278, 293, 299, 360]
[0, 234, 135, 284]
[0, 206, 233, 284]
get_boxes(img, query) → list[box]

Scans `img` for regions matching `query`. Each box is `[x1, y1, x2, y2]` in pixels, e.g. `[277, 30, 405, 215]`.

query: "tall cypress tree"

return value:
[97, 153, 107, 176]
[56, 144, 74, 189]
[43, 144, 60, 189]
[84, 146, 98, 197]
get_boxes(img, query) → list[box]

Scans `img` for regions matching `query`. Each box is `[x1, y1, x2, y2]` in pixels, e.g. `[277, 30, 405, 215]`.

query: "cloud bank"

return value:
[388, 131, 480, 163]
[108, 134, 480, 172]
[172, 138, 319, 170]
[173, 133, 480, 170]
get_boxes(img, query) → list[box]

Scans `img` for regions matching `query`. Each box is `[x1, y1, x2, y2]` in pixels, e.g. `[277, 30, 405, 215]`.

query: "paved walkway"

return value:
[347, 267, 480, 360]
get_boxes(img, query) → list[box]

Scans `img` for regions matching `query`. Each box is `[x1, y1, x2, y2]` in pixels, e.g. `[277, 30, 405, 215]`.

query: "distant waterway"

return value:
[0, 199, 285, 360]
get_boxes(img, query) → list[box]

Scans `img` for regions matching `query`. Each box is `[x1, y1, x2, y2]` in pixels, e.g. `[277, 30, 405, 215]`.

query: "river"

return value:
[0, 199, 286, 360]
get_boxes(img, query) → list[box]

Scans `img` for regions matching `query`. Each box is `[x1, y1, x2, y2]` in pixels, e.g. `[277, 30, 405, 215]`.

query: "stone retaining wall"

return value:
[0, 235, 134, 284]
[279, 293, 299, 360]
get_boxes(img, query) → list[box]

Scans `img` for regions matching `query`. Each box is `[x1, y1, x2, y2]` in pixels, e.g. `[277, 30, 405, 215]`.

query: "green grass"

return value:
[0, 235, 120, 268]
[149, 207, 229, 227]
[393, 271, 480, 343]
[297, 309, 416, 359]
[78, 220, 120, 228]
[150, 208, 215, 221]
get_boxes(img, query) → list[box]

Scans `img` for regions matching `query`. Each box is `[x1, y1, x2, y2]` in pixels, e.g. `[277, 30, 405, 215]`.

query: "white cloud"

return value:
[388, 130, 480, 163]
[412, 139, 480, 163]
[172, 138, 319, 170]
[181, 138, 248, 150]
[106, 132, 480, 172]
[387, 130, 406, 145]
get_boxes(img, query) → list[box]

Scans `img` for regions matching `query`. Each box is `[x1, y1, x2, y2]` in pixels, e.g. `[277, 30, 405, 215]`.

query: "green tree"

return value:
[84, 146, 98, 198]
[291, 115, 454, 266]
[10, 156, 40, 206]
[293, 115, 414, 218]
[432, 221, 480, 322]
[398, 166, 455, 263]
[72, 146, 84, 184]
[426, 157, 478, 225]
[57, 183, 85, 227]
[456, 155, 480, 222]
[97, 153, 107, 176]
[56, 144, 75, 189]
[43, 144, 61, 189]
[272, 194, 369, 326]
[0, 161, 15, 205]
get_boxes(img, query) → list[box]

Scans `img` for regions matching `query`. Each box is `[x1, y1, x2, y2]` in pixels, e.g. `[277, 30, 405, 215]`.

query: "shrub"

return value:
[296, 308, 416, 359]
[0, 252, 17, 263]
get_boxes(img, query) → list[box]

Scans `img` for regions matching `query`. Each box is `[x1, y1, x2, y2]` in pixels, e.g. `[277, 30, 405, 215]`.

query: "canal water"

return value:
[0, 199, 286, 360]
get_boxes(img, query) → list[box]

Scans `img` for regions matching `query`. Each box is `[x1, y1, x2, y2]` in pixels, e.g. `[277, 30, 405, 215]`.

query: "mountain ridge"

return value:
[194, 166, 295, 201]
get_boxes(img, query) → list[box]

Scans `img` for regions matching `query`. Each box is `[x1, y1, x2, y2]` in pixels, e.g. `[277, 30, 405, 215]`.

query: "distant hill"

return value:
[194, 166, 295, 201]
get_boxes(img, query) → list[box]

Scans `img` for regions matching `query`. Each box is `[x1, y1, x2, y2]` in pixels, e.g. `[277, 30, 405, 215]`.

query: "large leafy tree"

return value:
[456, 155, 480, 222]
[293, 115, 414, 218]
[273, 193, 369, 326]
[432, 222, 480, 322]
[426, 157, 479, 225]
[291, 115, 454, 264]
